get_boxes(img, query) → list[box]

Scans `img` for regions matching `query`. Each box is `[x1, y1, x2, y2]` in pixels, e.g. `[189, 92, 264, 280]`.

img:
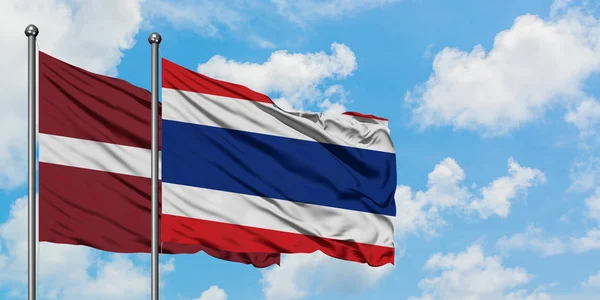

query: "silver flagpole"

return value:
[148, 32, 162, 300]
[25, 24, 39, 300]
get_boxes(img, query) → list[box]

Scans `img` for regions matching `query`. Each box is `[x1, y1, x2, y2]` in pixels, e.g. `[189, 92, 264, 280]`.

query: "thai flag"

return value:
[160, 59, 397, 266]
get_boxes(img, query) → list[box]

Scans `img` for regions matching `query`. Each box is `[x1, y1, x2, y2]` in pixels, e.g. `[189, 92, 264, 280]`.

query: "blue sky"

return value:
[1, 0, 600, 299]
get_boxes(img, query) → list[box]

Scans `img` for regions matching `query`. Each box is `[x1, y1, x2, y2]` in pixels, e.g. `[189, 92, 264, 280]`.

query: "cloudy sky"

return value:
[1, 0, 600, 299]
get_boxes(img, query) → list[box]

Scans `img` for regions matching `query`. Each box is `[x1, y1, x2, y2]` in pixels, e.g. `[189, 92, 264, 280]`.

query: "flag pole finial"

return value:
[148, 32, 161, 44]
[24, 24, 39, 37]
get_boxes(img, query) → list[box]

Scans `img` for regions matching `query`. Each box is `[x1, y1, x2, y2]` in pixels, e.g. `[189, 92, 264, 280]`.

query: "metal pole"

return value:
[25, 24, 39, 300]
[148, 32, 162, 300]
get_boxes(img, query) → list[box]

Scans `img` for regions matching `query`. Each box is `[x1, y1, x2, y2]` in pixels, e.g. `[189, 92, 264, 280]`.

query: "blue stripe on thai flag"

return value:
[162, 119, 396, 216]
[160, 58, 397, 266]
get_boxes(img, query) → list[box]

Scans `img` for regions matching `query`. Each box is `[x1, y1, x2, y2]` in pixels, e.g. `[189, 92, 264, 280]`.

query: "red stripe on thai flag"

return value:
[162, 214, 395, 267]
[162, 58, 273, 104]
[342, 111, 388, 121]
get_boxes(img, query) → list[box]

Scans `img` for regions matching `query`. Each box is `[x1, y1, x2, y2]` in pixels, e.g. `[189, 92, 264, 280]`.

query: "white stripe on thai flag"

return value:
[162, 184, 393, 247]
[160, 58, 397, 266]
[161, 88, 394, 153]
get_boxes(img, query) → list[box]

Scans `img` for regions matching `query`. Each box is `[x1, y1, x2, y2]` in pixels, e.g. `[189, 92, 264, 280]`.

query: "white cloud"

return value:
[405, 4, 600, 135]
[420, 157, 470, 209]
[569, 188, 600, 253]
[197, 43, 357, 113]
[393, 185, 446, 238]
[248, 35, 277, 49]
[194, 285, 228, 300]
[0, 196, 174, 299]
[394, 157, 545, 237]
[0, 0, 144, 189]
[424, 44, 434, 58]
[143, 0, 244, 37]
[581, 270, 600, 289]
[468, 158, 546, 219]
[585, 188, 600, 222]
[504, 289, 553, 300]
[393, 158, 467, 237]
[317, 84, 350, 115]
[272, 0, 401, 25]
[571, 228, 600, 252]
[565, 98, 600, 137]
[496, 225, 566, 257]
[160, 257, 175, 273]
[550, 0, 574, 17]
[260, 251, 395, 300]
[143, 0, 392, 47]
[65, 255, 150, 300]
[569, 157, 600, 192]
[409, 243, 549, 300]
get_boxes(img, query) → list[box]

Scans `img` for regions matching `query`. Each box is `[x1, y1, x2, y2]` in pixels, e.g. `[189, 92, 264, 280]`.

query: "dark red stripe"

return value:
[39, 162, 279, 267]
[162, 214, 395, 267]
[343, 111, 388, 121]
[161, 58, 274, 104]
[39, 51, 162, 150]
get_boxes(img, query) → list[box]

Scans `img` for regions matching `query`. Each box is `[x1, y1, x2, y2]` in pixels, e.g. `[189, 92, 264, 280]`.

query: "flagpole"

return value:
[149, 32, 162, 300]
[25, 24, 39, 300]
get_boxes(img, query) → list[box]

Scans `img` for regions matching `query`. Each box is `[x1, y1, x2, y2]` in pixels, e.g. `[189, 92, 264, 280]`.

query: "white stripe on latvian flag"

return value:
[160, 58, 396, 267]
[39, 133, 160, 179]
